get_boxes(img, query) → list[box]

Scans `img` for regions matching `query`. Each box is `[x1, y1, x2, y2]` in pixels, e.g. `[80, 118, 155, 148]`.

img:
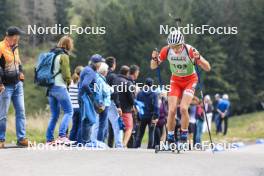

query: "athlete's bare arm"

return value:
[198, 56, 211, 72]
[192, 48, 211, 72]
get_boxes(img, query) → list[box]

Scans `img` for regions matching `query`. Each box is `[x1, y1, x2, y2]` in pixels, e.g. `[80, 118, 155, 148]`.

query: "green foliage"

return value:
[203, 111, 264, 142]
[1, 0, 263, 114]
[23, 59, 48, 114]
[54, 0, 72, 40]
[72, 0, 264, 114]
[0, 0, 20, 38]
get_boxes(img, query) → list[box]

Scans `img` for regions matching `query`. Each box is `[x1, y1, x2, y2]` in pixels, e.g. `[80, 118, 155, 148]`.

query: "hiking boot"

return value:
[180, 131, 188, 143]
[167, 134, 175, 144]
[17, 138, 32, 147]
[0, 141, 5, 149]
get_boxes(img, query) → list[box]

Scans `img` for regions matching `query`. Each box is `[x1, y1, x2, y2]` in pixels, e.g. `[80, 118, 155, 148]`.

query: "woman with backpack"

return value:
[46, 36, 73, 145]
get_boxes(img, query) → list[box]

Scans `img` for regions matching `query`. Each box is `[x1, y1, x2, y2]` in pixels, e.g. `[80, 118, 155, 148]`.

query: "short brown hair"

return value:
[57, 36, 74, 51]
[129, 64, 140, 75]
[119, 65, 130, 76]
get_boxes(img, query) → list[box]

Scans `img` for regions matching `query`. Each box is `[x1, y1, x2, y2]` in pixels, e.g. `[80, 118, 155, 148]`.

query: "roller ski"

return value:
[155, 131, 188, 154]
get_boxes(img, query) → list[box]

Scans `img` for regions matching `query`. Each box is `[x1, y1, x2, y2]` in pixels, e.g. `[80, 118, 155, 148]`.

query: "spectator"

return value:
[215, 94, 231, 135]
[115, 66, 135, 147]
[135, 78, 159, 149]
[46, 36, 73, 145]
[128, 65, 140, 85]
[195, 100, 204, 146]
[0, 26, 31, 148]
[213, 93, 220, 125]
[154, 91, 168, 147]
[95, 62, 112, 142]
[127, 64, 140, 148]
[69, 66, 84, 143]
[189, 96, 199, 146]
[203, 95, 213, 133]
[105, 56, 123, 148]
[79, 54, 104, 144]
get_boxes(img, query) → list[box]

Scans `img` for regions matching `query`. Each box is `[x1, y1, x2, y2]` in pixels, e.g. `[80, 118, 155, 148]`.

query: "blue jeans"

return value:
[0, 81, 26, 142]
[69, 108, 81, 142]
[215, 113, 222, 133]
[90, 115, 99, 142]
[81, 118, 94, 144]
[108, 101, 123, 148]
[46, 86, 73, 142]
[97, 106, 109, 142]
[195, 119, 204, 144]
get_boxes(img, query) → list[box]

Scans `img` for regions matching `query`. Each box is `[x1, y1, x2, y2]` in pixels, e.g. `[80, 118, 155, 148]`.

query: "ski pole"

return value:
[195, 64, 214, 153]
[168, 13, 181, 29]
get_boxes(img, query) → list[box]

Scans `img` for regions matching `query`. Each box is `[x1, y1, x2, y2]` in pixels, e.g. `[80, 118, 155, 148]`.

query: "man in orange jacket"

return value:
[0, 26, 31, 148]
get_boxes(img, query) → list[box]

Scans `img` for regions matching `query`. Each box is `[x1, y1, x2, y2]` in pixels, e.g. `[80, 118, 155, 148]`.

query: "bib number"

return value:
[173, 64, 188, 73]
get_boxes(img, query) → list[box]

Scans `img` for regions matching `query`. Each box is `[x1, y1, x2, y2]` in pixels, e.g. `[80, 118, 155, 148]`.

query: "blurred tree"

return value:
[0, 0, 20, 39]
[54, 0, 72, 39]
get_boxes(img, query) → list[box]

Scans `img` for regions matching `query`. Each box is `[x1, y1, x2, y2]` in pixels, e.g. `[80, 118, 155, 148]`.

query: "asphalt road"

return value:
[1, 144, 264, 176]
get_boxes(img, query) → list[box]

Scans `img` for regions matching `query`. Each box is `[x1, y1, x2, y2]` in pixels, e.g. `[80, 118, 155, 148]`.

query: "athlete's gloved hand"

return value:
[192, 48, 201, 62]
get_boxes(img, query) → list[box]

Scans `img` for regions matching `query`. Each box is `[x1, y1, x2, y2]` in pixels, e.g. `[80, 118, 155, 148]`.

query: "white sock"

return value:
[168, 131, 174, 135]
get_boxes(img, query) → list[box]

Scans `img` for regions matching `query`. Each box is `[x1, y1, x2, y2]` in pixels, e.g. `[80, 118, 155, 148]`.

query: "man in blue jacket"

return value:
[135, 78, 159, 149]
[215, 94, 230, 135]
[79, 54, 105, 144]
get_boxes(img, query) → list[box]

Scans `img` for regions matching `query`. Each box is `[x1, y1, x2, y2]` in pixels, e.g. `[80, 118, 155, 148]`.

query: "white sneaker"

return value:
[56, 137, 75, 145]
[46, 140, 56, 146]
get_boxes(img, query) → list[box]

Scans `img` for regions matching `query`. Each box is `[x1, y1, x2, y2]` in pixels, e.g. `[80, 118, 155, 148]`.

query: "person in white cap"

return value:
[215, 94, 230, 135]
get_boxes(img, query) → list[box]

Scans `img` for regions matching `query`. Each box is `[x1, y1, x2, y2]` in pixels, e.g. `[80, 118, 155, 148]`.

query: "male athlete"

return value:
[150, 30, 211, 143]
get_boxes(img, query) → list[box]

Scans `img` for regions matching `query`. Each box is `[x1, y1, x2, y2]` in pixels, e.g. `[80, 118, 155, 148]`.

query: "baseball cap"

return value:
[6, 26, 26, 36]
[89, 54, 105, 63]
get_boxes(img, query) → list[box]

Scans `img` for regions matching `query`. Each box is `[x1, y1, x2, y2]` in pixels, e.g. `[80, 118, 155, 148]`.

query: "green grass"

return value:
[203, 111, 264, 143]
[23, 58, 49, 115]
[6, 111, 57, 143]
[142, 111, 264, 144]
[5, 111, 264, 144]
